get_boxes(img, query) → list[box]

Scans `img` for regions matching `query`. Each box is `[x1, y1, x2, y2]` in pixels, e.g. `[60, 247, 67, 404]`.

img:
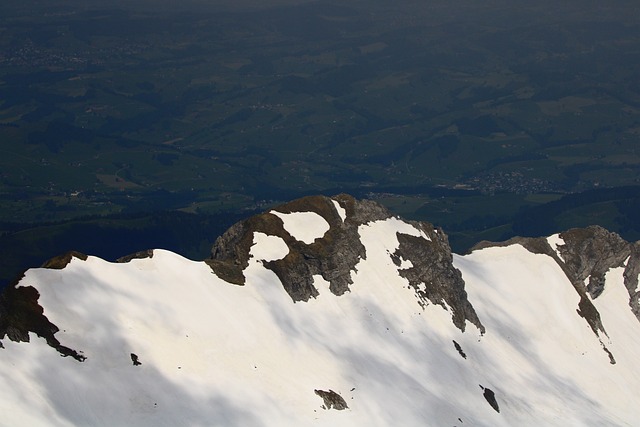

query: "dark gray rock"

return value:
[206, 220, 253, 286]
[117, 250, 154, 263]
[0, 284, 86, 361]
[480, 385, 500, 413]
[207, 195, 485, 334]
[474, 234, 610, 337]
[471, 226, 640, 365]
[555, 226, 631, 299]
[551, 227, 639, 335]
[314, 389, 348, 410]
[131, 353, 142, 366]
[40, 251, 88, 270]
[623, 242, 640, 321]
[207, 194, 386, 301]
[453, 340, 467, 359]
[264, 194, 375, 300]
[393, 221, 484, 333]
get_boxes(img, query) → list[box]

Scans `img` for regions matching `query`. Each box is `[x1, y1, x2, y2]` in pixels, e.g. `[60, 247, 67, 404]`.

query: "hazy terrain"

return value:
[1, 0, 639, 285]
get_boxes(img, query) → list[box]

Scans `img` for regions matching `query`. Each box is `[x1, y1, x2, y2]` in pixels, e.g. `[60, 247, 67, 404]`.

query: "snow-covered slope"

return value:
[1, 195, 639, 426]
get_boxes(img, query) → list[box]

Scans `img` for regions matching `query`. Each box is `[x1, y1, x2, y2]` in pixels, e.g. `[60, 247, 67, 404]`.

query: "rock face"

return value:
[555, 227, 631, 299]
[40, 251, 88, 269]
[0, 279, 86, 362]
[624, 242, 640, 320]
[475, 225, 640, 323]
[473, 225, 640, 364]
[481, 386, 500, 413]
[393, 222, 484, 333]
[0, 252, 90, 361]
[207, 194, 375, 299]
[0, 194, 483, 357]
[314, 389, 348, 410]
[207, 194, 483, 331]
[117, 249, 154, 263]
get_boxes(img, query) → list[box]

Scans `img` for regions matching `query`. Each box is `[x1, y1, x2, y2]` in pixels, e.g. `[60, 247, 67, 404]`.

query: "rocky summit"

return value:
[1, 194, 640, 426]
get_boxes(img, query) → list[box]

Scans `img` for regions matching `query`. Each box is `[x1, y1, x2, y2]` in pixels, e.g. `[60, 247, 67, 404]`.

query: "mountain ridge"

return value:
[1, 194, 639, 426]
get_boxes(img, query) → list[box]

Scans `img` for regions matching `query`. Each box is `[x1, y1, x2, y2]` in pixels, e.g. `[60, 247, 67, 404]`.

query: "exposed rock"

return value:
[601, 341, 616, 365]
[555, 226, 631, 299]
[131, 353, 142, 366]
[0, 284, 85, 361]
[393, 221, 484, 333]
[264, 194, 372, 300]
[623, 242, 640, 321]
[340, 195, 392, 224]
[473, 234, 612, 337]
[472, 226, 640, 366]
[40, 251, 88, 269]
[453, 340, 467, 359]
[314, 389, 348, 410]
[208, 194, 387, 301]
[206, 220, 252, 286]
[480, 385, 500, 413]
[471, 235, 551, 256]
[207, 195, 484, 333]
[117, 250, 154, 263]
[550, 227, 639, 336]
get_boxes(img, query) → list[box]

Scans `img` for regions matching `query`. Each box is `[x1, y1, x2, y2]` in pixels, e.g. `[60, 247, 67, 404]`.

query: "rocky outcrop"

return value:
[393, 222, 484, 333]
[624, 242, 640, 320]
[314, 389, 348, 410]
[3, 194, 638, 374]
[205, 220, 253, 286]
[117, 249, 154, 263]
[263, 194, 370, 300]
[0, 253, 89, 361]
[0, 283, 85, 361]
[207, 194, 388, 301]
[472, 226, 640, 363]
[480, 385, 500, 413]
[473, 226, 639, 323]
[207, 194, 484, 332]
[554, 227, 631, 299]
[40, 251, 88, 269]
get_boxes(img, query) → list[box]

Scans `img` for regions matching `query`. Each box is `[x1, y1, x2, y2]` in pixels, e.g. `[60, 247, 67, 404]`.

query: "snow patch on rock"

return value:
[547, 233, 566, 262]
[332, 200, 347, 222]
[271, 211, 330, 244]
[250, 232, 289, 262]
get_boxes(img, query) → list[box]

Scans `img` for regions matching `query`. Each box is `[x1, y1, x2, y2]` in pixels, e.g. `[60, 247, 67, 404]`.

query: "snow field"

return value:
[546, 233, 566, 262]
[1, 216, 640, 426]
[270, 210, 330, 244]
[455, 246, 640, 426]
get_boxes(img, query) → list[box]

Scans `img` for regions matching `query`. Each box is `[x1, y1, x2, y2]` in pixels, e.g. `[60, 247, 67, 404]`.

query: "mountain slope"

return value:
[1, 195, 639, 426]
